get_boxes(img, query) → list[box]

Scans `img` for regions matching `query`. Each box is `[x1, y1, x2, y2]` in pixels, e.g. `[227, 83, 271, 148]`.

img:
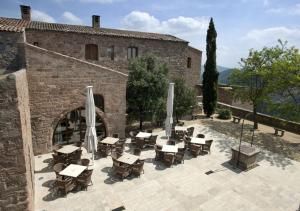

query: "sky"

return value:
[1, 0, 300, 68]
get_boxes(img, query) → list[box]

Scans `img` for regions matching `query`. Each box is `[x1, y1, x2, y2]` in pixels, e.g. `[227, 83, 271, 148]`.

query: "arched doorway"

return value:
[52, 107, 106, 146]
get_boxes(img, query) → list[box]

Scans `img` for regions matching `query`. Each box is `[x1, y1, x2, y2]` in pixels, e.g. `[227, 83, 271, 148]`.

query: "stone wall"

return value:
[218, 102, 300, 134]
[186, 46, 202, 89]
[0, 31, 26, 74]
[25, 43, 128, 154]
[0, 69, 34, 211]
[25, 30, 199, 87]
[196, 84, 233, 105]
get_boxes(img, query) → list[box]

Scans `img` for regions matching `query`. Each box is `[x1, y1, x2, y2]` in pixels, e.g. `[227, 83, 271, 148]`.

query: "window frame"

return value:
[85, 44, 99, 61]
[127, 46, 138, 59]
[187, 57, 192, 68]
[106, 46, 115, 61]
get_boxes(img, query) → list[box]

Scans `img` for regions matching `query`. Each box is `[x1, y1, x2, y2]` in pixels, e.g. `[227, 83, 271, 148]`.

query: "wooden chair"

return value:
[196, 134, 205, 138]
[52, 153, 66, 165]
[80, 158, 90, 167]
[77, 169, 93, 190]
[55, 177, 76, 196]
[133, 148, 141, 156]
[175, 149, 185, 164]
[132, 160, 145, 177]
[147, 135, 157, 148]
[202, 140, 213, 154]
[154, 145, 164, 161]
[136, 138, 145, 149]
[53, 163, 66, 178]
[164, 153, 175, 167]
[113, 133, 119, 138]
[114, 165, 131, 181]
[184, 136, 191, 150]
[98, 144, 110, 157]
[190, 144, 201, 157]
[167, 140, 176, 145]
[146, 129, 153, 133]
[187, 127, 194, 137]
[68, 149, 82, 164]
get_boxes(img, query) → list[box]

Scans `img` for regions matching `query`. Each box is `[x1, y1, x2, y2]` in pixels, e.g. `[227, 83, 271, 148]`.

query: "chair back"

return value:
[205, 140, 213, 148]
[112, 133, 119, 138]
[133, 148, 141, 156]
[129, 131, 137, 137]
[146, 129, 153, 133]
[164, 153, 175, 161]
[187, 127, 194, 137]
[190, 144, 201, 151]
[80, 158, 90, 167]
[112, 157, 120, 167]
[53, 163, 65, 174]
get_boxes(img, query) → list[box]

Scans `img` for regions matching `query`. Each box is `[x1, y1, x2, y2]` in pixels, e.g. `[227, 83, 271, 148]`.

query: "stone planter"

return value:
[230, 145, 260, 170]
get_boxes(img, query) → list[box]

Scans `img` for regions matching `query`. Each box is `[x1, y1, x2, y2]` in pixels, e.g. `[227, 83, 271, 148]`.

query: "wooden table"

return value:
[117, 153, 139, 165]
[175, 126, 188, 132]
[101, 137, 119, 145]
[190, 137, 206, 145]
[230, 145, 260, 170]
[56, 145, 79, 154]
[162, 145, 178, 153]
[59, 164, 87, 178]
[176, 142, 185, 149]
[136, 132, 152, 139]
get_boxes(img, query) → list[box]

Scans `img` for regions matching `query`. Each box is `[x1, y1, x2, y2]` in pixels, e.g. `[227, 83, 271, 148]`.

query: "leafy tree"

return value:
[229, 40, 300, 127]
[202, 18, 219, 117]
[173, 77, 197, 123]
[126, 54, 168, 129]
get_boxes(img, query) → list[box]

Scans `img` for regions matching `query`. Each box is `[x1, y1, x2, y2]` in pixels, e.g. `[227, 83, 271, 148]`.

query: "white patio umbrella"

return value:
[165, 83, 175, 139]
[84, 86, 98, 165]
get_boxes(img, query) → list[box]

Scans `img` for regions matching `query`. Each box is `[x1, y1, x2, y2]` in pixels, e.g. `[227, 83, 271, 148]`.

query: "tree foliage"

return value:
[202, 18, 219, 117]
[126, 54, 168, 129]
[173, 77, 197, 123]
[229, 40, 300, 126]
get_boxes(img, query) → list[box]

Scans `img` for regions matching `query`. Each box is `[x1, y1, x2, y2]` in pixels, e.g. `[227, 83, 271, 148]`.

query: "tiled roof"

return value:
[0, 17, 187, 42]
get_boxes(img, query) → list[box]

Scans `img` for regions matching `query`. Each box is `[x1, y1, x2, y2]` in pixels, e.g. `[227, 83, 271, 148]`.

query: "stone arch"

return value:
[49, 103, 108, 150]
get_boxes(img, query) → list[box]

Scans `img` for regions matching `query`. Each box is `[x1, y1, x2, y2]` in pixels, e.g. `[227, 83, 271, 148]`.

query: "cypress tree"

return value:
[202, 18, 219, 117]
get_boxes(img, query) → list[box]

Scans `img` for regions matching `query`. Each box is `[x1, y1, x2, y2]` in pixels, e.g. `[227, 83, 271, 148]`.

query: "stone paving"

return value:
[34, 124, 300, 211]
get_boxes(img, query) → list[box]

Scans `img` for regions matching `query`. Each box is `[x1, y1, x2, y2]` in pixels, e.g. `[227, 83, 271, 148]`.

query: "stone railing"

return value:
[217, 102, 300, 134]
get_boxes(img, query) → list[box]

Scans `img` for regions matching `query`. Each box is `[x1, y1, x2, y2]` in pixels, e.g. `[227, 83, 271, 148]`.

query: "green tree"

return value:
[229, 40, 300, 127]
[202, 18, 219, 117]
[173, 77, 197, 123]
[126, 54, 168, 129]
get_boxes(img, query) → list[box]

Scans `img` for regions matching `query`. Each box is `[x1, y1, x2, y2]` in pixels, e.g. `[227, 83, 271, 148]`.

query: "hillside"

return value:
[200, 65, 233, 84]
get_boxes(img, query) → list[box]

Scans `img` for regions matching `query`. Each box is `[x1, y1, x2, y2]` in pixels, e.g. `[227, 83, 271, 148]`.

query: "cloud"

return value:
[266, 4, 300, 16]
[32, 10, 55, 23]
[62, 11, 83, 24]
[79, 0, 125, 3]
[244, 27, 300, 45]
[241, 0, 270, 7]
[122, 11, 209, 37]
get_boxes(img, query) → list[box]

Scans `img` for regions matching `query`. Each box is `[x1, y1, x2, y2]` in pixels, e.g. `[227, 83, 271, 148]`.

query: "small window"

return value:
[106, 46, 114, 61]
[33, 42, 39, 46]
[94, 94, 104, 111]
[127, 47, 138, 59]
[187, 57, 192, 68]
[85, 44, 98, 60]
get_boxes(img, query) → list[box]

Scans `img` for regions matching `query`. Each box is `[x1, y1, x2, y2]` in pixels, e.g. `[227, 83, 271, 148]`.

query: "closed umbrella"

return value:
[84, 86, 98, 165]
[165, 83, 175, 139]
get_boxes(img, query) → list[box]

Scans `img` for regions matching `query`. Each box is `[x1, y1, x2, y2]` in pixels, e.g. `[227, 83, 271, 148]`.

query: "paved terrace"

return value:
[34, 124, 300, 211]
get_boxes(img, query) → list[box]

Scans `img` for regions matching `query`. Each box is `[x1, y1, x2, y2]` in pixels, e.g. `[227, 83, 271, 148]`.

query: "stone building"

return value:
[0, 5, 201, 210]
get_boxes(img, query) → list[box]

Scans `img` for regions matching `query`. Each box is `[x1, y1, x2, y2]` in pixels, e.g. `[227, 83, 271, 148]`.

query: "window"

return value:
[187, 57, 192, 68]
[127, 47, 138, 59]
[94, 94, 104, 111]
[33, 42, 39, 46]
[85, 44, 98, 60]
[106, 46, 114, 61]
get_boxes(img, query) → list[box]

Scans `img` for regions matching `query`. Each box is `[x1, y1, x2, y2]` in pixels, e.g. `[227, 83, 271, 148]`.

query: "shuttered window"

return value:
[85, 44, 98, 60]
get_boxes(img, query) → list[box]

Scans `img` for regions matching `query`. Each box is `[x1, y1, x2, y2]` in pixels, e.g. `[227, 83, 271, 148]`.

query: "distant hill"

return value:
[200, 65, 233, 84]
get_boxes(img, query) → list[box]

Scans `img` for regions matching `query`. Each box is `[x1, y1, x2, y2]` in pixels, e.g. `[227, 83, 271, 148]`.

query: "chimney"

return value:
[20, 5, 31, 21]
[92, 15, 100, 28]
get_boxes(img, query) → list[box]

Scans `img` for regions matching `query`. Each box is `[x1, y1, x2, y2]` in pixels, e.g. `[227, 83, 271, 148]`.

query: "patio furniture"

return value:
[132, 160, 145, 177]
[59, 164, 87, 178]
[53, 163, 66, 178]
[184, 136, 191, 150]
[274, 128, 285, 137]
[68, 149, 82, 164]
[117, 153, 139, 165]
[190, 144, 201, 157]
[80, 158, 90, 167]
[233, 116, 241, 123]
[196, 134, 205, 138]
[202, 140, 213, 154]
[155, 145, 164, 161]
[77, 169, 93, 190]
[164, 153, 175, 167]
[55, 177, 76, 196]
[167, 139, 176, 145]
[136, 132, 152, 139]
[52, 153, 67, 165]
[175, 126, 188, 132]
[146, 129, 153, 133]
[98, 144, 111, 157]
[136, 138, 145, 149]
[175, 150, 185, 164]
[101, 137, 119, 145]
[190, 137, 206, 145]
[56, 145, 80, 155]
[187, 127, 194, 137]
[133, 148, 141, 156]
[113, 133, 119, 138]
[230, 145, 260, 170]
[114, 165, 131, 181]
[162, 145, 178, 153]
[146, 135, 157, 148]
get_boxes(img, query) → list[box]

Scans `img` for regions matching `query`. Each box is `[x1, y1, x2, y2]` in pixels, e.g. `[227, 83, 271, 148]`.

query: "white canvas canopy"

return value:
[84, 86, 98, 165]
[165, 83, 174, 139]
